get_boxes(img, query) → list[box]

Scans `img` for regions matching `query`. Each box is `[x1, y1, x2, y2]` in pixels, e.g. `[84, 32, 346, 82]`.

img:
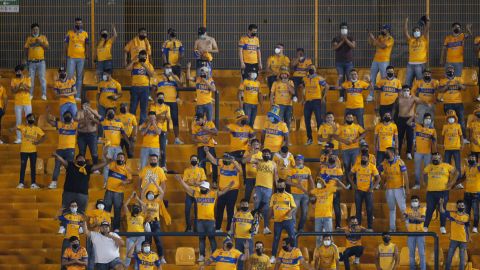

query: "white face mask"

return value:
[424, 119, 432, 126]
[143, 246, 151, 253]
[340, 29, 348, 35]
[316, 182, 322, 188]
[413, 31, 421, 38]
[250, 73, 257, 80]
[274, 48, 281, 54]
[147, 194, 155, 200]
[33, 33, 39, 37]
[70, 207, 78, 214]
[199, 34, 207, 39]
[323, 240, 332, 246]
[102, 75, 108, 81]
[403, 91, 410, 97]
[268, 116, 276, 123]
[411, 201, 419, 208]
[97, 204, 105, 210]
[351, 78, 358, 83]
[165, 68, 172, 75]
[448, 118, 455, 124]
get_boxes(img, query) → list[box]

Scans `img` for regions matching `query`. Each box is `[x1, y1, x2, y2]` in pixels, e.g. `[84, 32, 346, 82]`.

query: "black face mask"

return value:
[432, 159, 440, 165]
[200, 189, 208, 194]
[345, 120, 354, 125]
[169, 32, 176, 38]
[200, 74, 207, 79]
[277, 187, 285, 193]
[77, 161, 86, 166]
[15, 73, 22, 78]
[262, 155, 270, 161]
[64, 116, 72, 123]
[446, 71, 454, 77]
[250, 32, 257, 37]
[150, 162, 157, 167]
[361, 149, 369, 155]
[308, 69, 315, 75]
[453, 28, 460, 34]
[74, 25, 81, 31]
[240, 119, 248, 125]
[139, 35, 146, 40]
[116, 160, 124, 165]
[240, 206, 249, 212]
[383, 237, 391, 243]
[27, 119, 35, 124]
[468, 160, 476, 166]
[458, 207, 465, 212]
[383, 116, 391, 122]
[191, 160, 198, 166]
[101, 33, 108, 39]
[361, 160, 368, 166]
[138, 57, 147, 63]
[225, 242, 233, 250]
[386, 72, 394, 78]
[255, 248, 262, 255]
[71, 243, 79, 250]
[107, 113, 115, 120]
[158, 99, 164, 104]
[328, 157, 336, 165]
[59, 73, 67, 79]
[120, 107, 127, 114]
[424, 75, 431, 81]
[282, 245, 290, 252]
[223, 160, 231, 166]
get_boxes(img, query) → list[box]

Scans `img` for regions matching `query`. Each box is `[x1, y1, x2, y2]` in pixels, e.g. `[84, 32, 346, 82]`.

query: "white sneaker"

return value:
[16, 183, 24, 189]
[455, 183, 464, 189]
[48, 181, 57, 189]
[407, 153, 413, 160]
[338, 97, 344, 103]
[263, 227, 271, 235]
[423, 227, 428, 232]
[305, 139, 313, 146]
[160, 258, 166, 264]
[215, 229, 223, 233]
[41, 95, 47, 101]
[0, 139, 4, 144]
[354, 257, 360, 264]
[366, 95, 374, 102]
[13, 139, 22, 144]
[30, 183, 40, 189]
[464, 138, 470, 144]
[473, 227, 478, 233]
[270, 256, 276, 264]
[30, 95, 33, 100]
[174, 138, 184, 145]
[75, 97, 81, 102]
[93, 170, 101, 174]
[58, 226, 66, 234]
[197, 255, 205, 262]
[412, 184, 420, 190]
[440, 227, 447, 234]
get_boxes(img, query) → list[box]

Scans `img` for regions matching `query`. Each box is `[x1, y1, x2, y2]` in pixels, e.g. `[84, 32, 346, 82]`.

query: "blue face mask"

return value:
[269, 116, 277, 123]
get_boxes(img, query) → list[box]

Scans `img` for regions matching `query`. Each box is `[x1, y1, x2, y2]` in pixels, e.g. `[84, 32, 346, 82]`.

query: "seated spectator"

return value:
[82, 220, 124, 270]
[127, 240, 161, 270]
[340, 217, 366, 270]
[247, 241, 271, 270]
[62, 236, 88, 270]
[274, 237, 312, 269]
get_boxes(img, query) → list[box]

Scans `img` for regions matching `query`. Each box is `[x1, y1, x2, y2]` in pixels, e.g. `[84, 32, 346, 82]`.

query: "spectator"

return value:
[24, 23, 49, 100]
[124, 27, 152, 66]
[96, 69, 122, 123]
[242, 139, 262, 202]
[269, 180, 296, 263]
[101, 108, 128, 186]
[412, 68, 438, 125]
[262, 105, 289, 153]
[16, 113, 45, 189]
[266, 43, 290, 90]
[332, 22, 356, 102]
[76, 101, 101, 165]
[271, 69, 295, 128]
[374, 111, 398, 166]
[375, 232, 399, 270]
[201, 238, 248, 270]
[463, 153, 480, 233]
[247, 241, 271, 270]
[126, 49, 155, 125]
[123, 192, 145, 269]
[11, 64, 32, 144]
[287, 154, 314, 232]
[226, 108, 255, 164]
[443, 110, 463, 188]
[273, 237, 311, 269]
[349, 154, 380, 231]
[0, 84, 6, 144]
[232, 199, 254, 270]
[440, 23, 472, 77]
[82, 221, 125, 270]
[64, 17, 89, 101]
[340, 217, 366, 270]
[354, 141, 376, 167]
[341, 69, 371, 128]
[274, 146, 295, 191]
[291, 48, 313, 89]
[54, 67, 77, 121]
[117, 103, 137, 158]
[149, 92, 171, 169]
[181, 155, 207, 232]
[139, 154, 167, 200]
[239, 24, 262, 80]
[94, 25, 117, 80]
[238, 69, 262, 127]
[413, 113, 437, 189]
[191, 113, 218, 183]
[403, 16, 430, 87]
[313, 235, 340, 270]
[300, 64, 328, 145]
[423, 153, 458, 233]
[378, 147, 408, 232]
[162, 28, 184, 77]
[476, 36, 480, 89]
[62, 236, 88, 270]
[440, 198, 469, 270]
[397, 86, 424, 159]
[375, 65, 402, 119]
[186, 63, 217, 121]
[57, 201, 84, 261]
[468, 108, 480, 159]
[86, 199, 111, 270]
[139, 112, 162, 169]
[368, 24, 394, 101]
[404, 195, 426, 270]
[317, 112, 340, 155]
[127, 240, 161, 270]
[47, 110, 78, 189]
[194, 26, 219, 74]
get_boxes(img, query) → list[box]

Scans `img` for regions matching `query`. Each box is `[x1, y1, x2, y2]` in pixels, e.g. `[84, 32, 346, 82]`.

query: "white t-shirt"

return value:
[90, 231, 121, 263]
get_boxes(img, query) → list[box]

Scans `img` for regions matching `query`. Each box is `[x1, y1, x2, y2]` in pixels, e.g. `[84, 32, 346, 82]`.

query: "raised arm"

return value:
[174, 174, 194, 196]
[203, 146, 219, 165]
[403, 17, 411, 40]
[53, 152, 68, 167]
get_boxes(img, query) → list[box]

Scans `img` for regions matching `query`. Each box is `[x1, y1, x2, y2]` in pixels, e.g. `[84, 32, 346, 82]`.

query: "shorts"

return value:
[95, 257, 123, 270]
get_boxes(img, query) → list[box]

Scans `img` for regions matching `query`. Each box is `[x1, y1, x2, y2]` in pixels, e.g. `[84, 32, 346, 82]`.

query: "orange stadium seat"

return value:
[25, 158, 44, 175]
[175, 247, 196, 266]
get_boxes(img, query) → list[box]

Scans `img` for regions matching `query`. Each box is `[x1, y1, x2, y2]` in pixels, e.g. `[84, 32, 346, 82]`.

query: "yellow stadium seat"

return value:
[426, 247, 443, 267]
[253, 115, 266, 130]
[175, 247, 195, 266]
[302, 247, 310, 264]
[37, 114, 56, 131]
[451, 247, 468, 267]
[399, 246, 419, 266]
[340, 203, 348, 226]
[126, 159, 140, 176]
[46, 157, 65, 175]
[25, 158, 44, 175]
[462, 68, 478, 85]
[299, 115, 319, 131]
[446, 203, 457, 212]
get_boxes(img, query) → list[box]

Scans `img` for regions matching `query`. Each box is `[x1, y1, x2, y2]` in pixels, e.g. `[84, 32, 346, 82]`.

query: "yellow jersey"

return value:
[412, 79, 439, 104]
[272, 80, 294, 106]
[378, 243, 397, 270]
[289, 166, 312, 194]
[144, 200, 160, 222]
[60, 213, 83, 239]
[194, 190, 217, 221]
[374, 122, 398, 151]
[468, 120, 480, 152]
[465, 165, 480, 193]
[139, 166, 167, 196]
[376, 78, 402, 106]
[277, 247, 303, 270]
[239, 79, 260, 105]
[183, 166, 207, 187]
[445, 211, 469, 242]
[54, 78, 77, 106]
[11, 77, 32, 106]
[238, 35, 260, 64]
[270, 192, 296, 222]
[24, 35, 49, 61]
[439, 77, 464, 104]
[124, 37, 152, 62]
[293, 58, 313, 77]
[311, 185, 337, 218]
[303, 75, 327, 101]
[131, 62, 154, 87]
[191, 121, 216, 147]
[211, 248, 243, 270]
[134, 252, 160, 270]
[379, 158, 407, 189]
[56, 121, 78, 149]
[97, 79, 122, 108]
[102, 119, 125, 147]
[126, 212, 144, 232]
[249, 253, 271, 270]
[336, 123, 365, 150]
[424, 163, 455, 191]
[314, 245, 339, 270]
[318, 123, 340, 150]
[96, 38, 113, 61]
[444, 33, 466, 63]
[415, 124, 436, 154]
[408, 36, 428, 63]
[343, 80, 370, 109]
[255, 160, 275, 189]
[106, 162, 132, 193]
[218, 160, 240, 191]
[475, 36, 480, 58]
[117, 113, 137, 137]
[405, 206, 426, 232]
[351, 163, 379, 192]
[65, 30, 89, 58]
[274, 154, 295, 180]
[18, 125, 44, 153]
[155, 75, 178, 102]
[373, 35, 394, 62]
[442, 123, 462, 150]
[267, 55, 290, 76]
[162, 39, 184, 65]
[227, 123, 255, 151]
[233, 211, 254, 239]
[86, 209, 111, 230]
[263, 120, 288, 153]
[196, 77, 215, 105]
[245, 150, 262, 179]
[148, 103, 171, 132]
[0, 86, 6, 109]
[319, 165, 343, 184]
[139, 122, 161, 148]
[63, 247, 88, 270]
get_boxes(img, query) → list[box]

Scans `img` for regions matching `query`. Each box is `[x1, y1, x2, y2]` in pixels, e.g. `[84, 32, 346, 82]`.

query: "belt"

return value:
[28, 59, 44, 63]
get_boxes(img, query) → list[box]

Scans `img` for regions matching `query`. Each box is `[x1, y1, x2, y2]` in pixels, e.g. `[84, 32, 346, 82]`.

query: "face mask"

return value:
[138, 57, 147, 63]
[97, 204, 105, 210]
[448, 118, 455, 124]
[282, 245, 290, 252]
[262, 155, 270, 161]
[274, 48, 281, 54]
[255, 248, 262, 255]
[424, 119, 432, 126]
[268, 116, 276, 123]
[71, 243, 79, 250]
[386, 72, 394, 78]
[77, 160, 86, 166]
[225, 242, 233, 250]
[120, 107, 127, 114]
[139, 35, 146, 40]
[147, 193, 155, 200]
[59, 73, 67, 79]
[404, 91, 411, 97]
[158, 98, 164, 104]
[70, 207, 78, 214]
[116, 160, 124, 165]
[251, 32, 257, 37]
[316, 182, 322, 188]
[249, 73, 257, 80]
[169, 32, 176, 38]
[297, 164, 304, 169]
[64, 116, 72, 123]
[458, 207, 465, 212]
[27, 119, 35, 124]
[424, 75, 431, 81]
[453, 28, 460, 34]
[143, 246, 151, 253]
[200, 189, 208, 194]
[446, 71, 454, 77]
[340, 29, 348, 35]
[200, 73, 207, 79]
[240, 206, 249, 212]
[223, 160, 231, 166]
[102, 75, 108, 81]
[308, 69, 315, 75]
[132, 207, 140, 216]
[383, 237, 391, 243]
[15, 73, 22, 78]
[165, 68, 172, 75]
[361, 160, 368, 166]
[240, 119, 248, 125]
[383, 116, 391, 122]
[107, 113, 115, 120]
[101, 33, 108, 39]
[345, 119, 354, 125]
[33, 33, 39, 37]
[199, 34, 207, 39]
[351, 223, 358, 228]
[328, 157, 336, 165]
[361, 149, 368, 155]
[413, 31, 421, 38]
[468, 160, 476, 166]
[191, 160, 198, 166]
[277, 187, 285, 193]
[432, 159, 440, 165]
[150, 162, 157, 167]
[476, 113, 480, 118]
[351, 78, 358, 83]
[323, 240, 332, 246]
[411, 201, 419, 208]
[74, 25, 82, 31]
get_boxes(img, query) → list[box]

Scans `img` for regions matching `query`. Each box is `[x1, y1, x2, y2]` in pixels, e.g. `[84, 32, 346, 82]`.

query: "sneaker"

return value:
[0, 139, 4, 144]
[13, 138, 22, 144]
[48, 181, 57, 189]
[366, 94, 374, 102]
[174, 138, 184, 145]
[93, 170, 101, 174]
[215, 229, 223, 233]
[58, 226, 66, 234]
[374, 184, 380, 190]
[412, 184, 420, 190]
[477, 96, 480, 102]
[30, 183, 40, 189]
[455, 183, 464, 189]
[366, 228, 374, 232]
[354, 257, 360, 264]
[407, 153, 413, 160]
[75, 97, 81, 102]
[197, 255, 205, 262]
[464, 138, 470, 144]
[305, 139, 313, 146]
[16, 183, 24, 189]
[270, 256, 276, 264]
[160, 258, 166, 264]
[423, 227, 428, 232]
[338, 97, 344, 103]
[148, 96, 153, 101]
[473, 227, 478, 233]
[440, 227, 447, 234]
[41, 95, 47, 101]
[263, 227, 271, 235]
[185, 228, 193, 233]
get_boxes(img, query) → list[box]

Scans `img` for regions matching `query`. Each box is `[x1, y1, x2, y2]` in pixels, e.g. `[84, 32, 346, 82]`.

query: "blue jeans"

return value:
[444, 103, 466, 138]
[53, 148, 75, 181]
[254, 186, 272, 228]
[314, 217, 333, 247]
[342, 148, 360, 183]
[165, 102, 179, 128]
[405, 63, 425, 87]
[370, 61, 389, 94]
[104, 190, 124, 231]
[304, 99, 324, 139]
[386, 188, 406, 231]
[60, 102, 78, 121]
[147, 220, 164, 257]
[272, 219, 295, 256]
[185, 194, 197, 230]
[96, 60, 113, 78]
[407, 236, 426, 270]
[15, 105, 32, 140]
[345, 108, 364, 128]
[28, 60, 47, 96]
[446, 62, 463, 78]
[243, 103, 258, 127]
[196, 103, 214, 121]
[140, 147, 160, 169]
[66, 57, 85, 99]
[424, 191, 449, 228]
[446, 240, 467, 270]
[235, 238, 253, 270]
[278, 105, 293, 128]
[103, 146, 123, 184]
[197, 220, 217, 256]
[77, 132, 99, 164]
[465, 192, 480, 228]
[445, 150, 461, 180]
[355, 190, 374, 229]
[414, 153, 431, 185]
[130, 86, 150, 124]
[160, 132, 167, 167]
[336, 61, 354, 87]
[376, 151, 386, 167]
[292, 193, 309, 231]
[124, 236, 145, 269]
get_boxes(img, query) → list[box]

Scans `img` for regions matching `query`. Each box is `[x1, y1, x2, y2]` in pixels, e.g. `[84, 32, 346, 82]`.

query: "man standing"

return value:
[149, 93, 171, 169]
[375, 66, 402, 119]
[247, 241, 271, 270]
[124, 27, 152, 66]
[375, 233, 399, 270]
[232, 199, 254, 270]
[266, 43, 290, 91]
[332, 22, 356, 102]
[242, 139, 262, 202]
[162, 28, 184, 77]
[342, 69, 371, 128]
[76, 101, 101, 165]
[82, 221, 124, 269]
[368, 24, 394, 102]
[194, 26, 219, 74]
[440, 23, 472, 77]
[412, 68, 438, 124]
[191, 113, 218, 183]
[117, 103, 137, 158]
[403, 17, 430, 87]
[262, 105, 289, 152]
[11, 64, 32, 144]
[0, 84, 6, 144]
[291, 48, 313, 88]
[413, 113, 437, 189]
[397, 86, 424, 159]
[238, 70, 262, 127]
[442, 110, 463, 188]
[271, 70, 295, 129]
[468, 108, 480, 158]
[139, 112, 162, 169]
[96, 70, 122, 121]
[404, 195, 427, 270]
[54, 67, 77, 121]
[126, 50, 154, 125]
[24, 23, 49, 100]
[186, 63, 217, 121]
[101, 108, 128, 186]
[462, 153, 480, 233]
[225, 109, 255, 162]
[239, 24, 262, 79]
[64, 17, 89, 101]
[374, 112, 398, 166]
[181, 155, 207, 232]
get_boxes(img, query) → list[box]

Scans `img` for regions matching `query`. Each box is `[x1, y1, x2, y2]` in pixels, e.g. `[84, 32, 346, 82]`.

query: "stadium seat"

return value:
[25, 158, 44, 175]
[126, 158, 140, 176]
[253, 115, 266, 130]
[37, 115, 56, 131]
[298, 115, 319, 131]
[451, 248, 468, 267]
[426, 247, 444, 267]
[399, 246, 419, 266]
[175, 247, 195, 266]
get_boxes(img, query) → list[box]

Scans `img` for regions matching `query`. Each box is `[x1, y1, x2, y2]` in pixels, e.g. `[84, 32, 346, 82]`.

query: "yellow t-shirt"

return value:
[314, 245, 339, 270]
[134, 252, 160, 270]
[336, 123, 365, 150]
[343, 80, 370, 109]
[144, 200, 160, 222]
[139, 166, 167, 195]
[277, 247, 303, 270]
[139, 122, 162, 148]
[293, 58, 313, 77]
[117, 113, 137, 137]
[270, 192, 296, 222]
[57, 121, 78, 150]
[274, 154, 295, 180]
[374, 122, 398, 151]
[11, 77, 32, 106]
[97, 79, 122, 108]
[196, 77, 215, 105]
[24, 35, 49, 61]
[318, 123, 339, 150]
[156, 75, 178, 103]
[96, 38, 113, 61]
[18, 125, 44, 153]
[162, 39, 184, 65]
[373, 35, 394, 62]
[238, 35, 260, 64]
[124, 37, 151, 62]
[249, 254, 271, 270]
[218, 160, 240, 190]
[245, 151, 263, 179]
[227, 123, 255, 151]
[310, 185, 336, 218]
[412, 79, 439, 104]
[469, 120, 480, 152]
[267, 55, 290, 75]
[263, 120, 289, 153]
[289, 166, 312, 194]
[63, 247, 88, 270]
[379, 158, 407, 189]
[0, 86, 6, 109]
[255, 160, 275, 189]
[376, 78, 402, 106]
[183, 166, 207, 187]
[378, 243, 397, 270]
[405, 206, 426, 232]
[272, 80, 294, 106]
[424, 163, 455, 191]
[86, 209, 111, 230]
[102, 119, 125, 147]
[211, 248, 243, 270]
[319, 165, 343, 183]
[303, 75, 327, 101]
[415, 124, 436, 154]
[475, 36, 480, 58]
[149, 103, 171, 132]
[106, 162, 132, 193]
[233, 211, 254, 239]
[194, 190, 217, 220]
[351, 163, 379, 192]
[191, 121, 216, 147]
[444, 33, 465, 63]
[439, 77, 464, 104]
[442, 123, 462, 150]
[54, 78, 77, 106]
[131, 62, 154, 87]
[465, 165, 480, 193]
[126, 212, 144, 232]
[61, 213, 83, 239]
[65, 30, 89, 59]
[239, 79, 260, 105]
[408, 36, 428, 63]
[446, 212, 469, 242]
